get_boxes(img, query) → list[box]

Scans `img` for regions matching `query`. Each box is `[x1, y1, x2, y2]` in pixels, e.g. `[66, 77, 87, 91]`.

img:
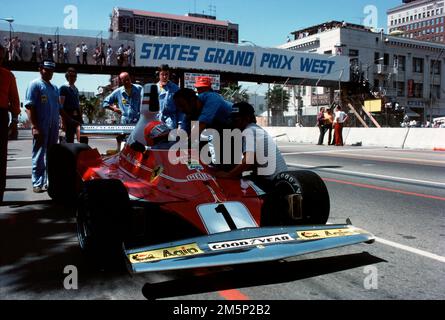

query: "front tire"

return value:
[262, 170, 330, 226]
[76, 179, 131, 268]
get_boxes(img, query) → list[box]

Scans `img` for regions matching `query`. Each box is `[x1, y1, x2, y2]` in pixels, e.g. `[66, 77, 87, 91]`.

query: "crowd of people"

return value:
[2, 36, 135, 67]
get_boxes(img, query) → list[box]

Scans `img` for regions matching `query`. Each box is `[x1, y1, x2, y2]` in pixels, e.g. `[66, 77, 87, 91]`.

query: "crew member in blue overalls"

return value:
[102, 72, 143, 152]
[102, 72, 143, 124]
[156, 64, 184, 129]
[25, 60, 78, 193]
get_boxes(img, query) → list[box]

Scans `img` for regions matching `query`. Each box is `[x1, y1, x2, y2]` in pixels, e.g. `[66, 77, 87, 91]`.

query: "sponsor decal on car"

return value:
[150, 165, 163, 182]
[187, 172, 213, 182]
[187, 160, 204, 171]
[129, 243, 204, 264]
[208, 234, 294, 251]
[297, 228, 362, 240]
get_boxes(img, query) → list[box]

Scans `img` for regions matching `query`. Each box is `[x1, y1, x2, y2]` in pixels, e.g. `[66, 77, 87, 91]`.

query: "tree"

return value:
[221, 83, 250, 103]
[265, 85, 290, 126]
[79, 95, 105, 124]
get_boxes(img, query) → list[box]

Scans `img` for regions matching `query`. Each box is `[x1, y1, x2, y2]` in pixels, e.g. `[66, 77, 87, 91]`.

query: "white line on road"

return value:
[375, 237, 445, 263]
[286, 162, 445, 187]
[7, 166, 32, 170]
[7, 157, 32, 160]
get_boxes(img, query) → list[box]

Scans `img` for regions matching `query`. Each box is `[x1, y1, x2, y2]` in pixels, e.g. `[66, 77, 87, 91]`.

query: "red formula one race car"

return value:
[47, 87, 374, 274]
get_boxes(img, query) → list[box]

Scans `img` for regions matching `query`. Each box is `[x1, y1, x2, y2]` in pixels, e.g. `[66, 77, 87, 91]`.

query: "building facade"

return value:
[279, 21, 445, 122]
[109, 7, 239, 44]
[388, 0, 445, 43]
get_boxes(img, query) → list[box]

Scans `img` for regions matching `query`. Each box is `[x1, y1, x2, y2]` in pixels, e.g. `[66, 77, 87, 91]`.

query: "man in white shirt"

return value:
[81, 43, 88, 65]
[75, 45, 81, 64]
[333, 105, 348, 146]
[106, 45, 113, 66]
[214, 102, 288, 183]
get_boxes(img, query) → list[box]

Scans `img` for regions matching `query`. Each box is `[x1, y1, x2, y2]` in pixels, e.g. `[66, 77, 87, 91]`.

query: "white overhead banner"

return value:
[135, 36, 350, 82]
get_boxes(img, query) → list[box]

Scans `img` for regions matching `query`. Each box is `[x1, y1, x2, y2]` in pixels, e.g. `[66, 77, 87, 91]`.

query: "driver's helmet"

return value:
[144, 121, 170, 146]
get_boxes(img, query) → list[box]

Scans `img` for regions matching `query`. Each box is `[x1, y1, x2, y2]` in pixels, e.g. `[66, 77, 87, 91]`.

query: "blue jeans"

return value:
[32, 126, 59, 188]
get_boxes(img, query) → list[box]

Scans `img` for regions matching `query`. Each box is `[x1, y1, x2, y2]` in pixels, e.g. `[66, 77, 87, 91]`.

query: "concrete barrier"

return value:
[403, 128, 445, 150]
[263, 127, 445, 150]
[344, 128, 409, 148]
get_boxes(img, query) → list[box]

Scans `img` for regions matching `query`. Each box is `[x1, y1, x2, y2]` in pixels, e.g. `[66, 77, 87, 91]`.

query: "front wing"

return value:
[125, 224, 374, 274]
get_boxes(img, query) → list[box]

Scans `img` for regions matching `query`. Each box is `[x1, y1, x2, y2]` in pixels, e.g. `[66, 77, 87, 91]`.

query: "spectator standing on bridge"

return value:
[75, 44, 81, 64]
[60, 68, 82, 143]
[46, 39, 54, 61]
[117, 44, 124, 67]
[30, 42, 37, 63]
[38, 37, 45, 61]
[333, 105, 348, 146]
[25, 60, 79, 193]
[156, 64, 182, 129]
[81, 43, 88, 65]
[0, 43, 21, 203]
[100, 43, 106, 66]
[63, 44, 69, 64]
[106, 45, 113, 66]
[102, 72, 143, 124]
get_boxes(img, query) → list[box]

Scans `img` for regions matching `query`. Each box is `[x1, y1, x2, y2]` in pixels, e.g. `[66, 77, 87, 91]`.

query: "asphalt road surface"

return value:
[1, 130, 444, 300]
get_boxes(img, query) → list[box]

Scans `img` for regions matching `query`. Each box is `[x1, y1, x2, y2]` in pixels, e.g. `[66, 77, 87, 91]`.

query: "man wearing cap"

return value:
[214, 102, 288, 185]
[102, 72, 143, 124]
[25, 60, 79, 193]
[156, 64, 183, 129]
[193, 76, 232, 134]
[0, 43, 21, 202]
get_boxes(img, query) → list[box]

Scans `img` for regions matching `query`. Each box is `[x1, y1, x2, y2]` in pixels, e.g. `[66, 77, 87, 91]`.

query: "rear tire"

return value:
[76, 179, 131, 269]
[48, 143, 91, 204]
[262, 170, 330, 226]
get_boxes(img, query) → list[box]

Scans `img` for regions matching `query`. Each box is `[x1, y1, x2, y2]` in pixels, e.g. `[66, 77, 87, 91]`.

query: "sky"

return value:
[1, 0, 401, 108]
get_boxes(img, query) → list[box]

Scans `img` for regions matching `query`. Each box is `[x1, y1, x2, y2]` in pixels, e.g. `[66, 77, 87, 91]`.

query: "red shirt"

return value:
[0, 67, 20, 115]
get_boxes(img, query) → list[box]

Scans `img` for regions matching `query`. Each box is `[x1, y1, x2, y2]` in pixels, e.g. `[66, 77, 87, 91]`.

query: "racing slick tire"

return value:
[48, 143, 91, 204]
[262, 170, 330, 226]
[76, 179, 131, 269]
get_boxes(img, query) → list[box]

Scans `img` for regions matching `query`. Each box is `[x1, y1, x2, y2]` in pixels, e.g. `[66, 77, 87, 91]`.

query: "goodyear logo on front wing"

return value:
[297, 228, 362, 240]
[128, 243, 204, 264]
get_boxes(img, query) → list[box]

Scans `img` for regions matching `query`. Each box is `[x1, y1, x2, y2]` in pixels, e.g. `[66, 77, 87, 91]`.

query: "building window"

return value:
[196, 25, 205, 39]
[147, 20, 158, 35]
[349, 49, 359, 57]
[413, 58, 424, 73]
[135, 18, 145, 34]
[172, 23, 182, 37]
[206, 27, 216, 40]
[413, 83, 423, 98]
[160, 21, 170, 36]
[384, 53, 389, 66]
[397, 82, 405, 97]
[184, 24, 193, 38]
[228, 29, 238, 43]
[396, 55, 406, 71]
[217, 28, 227, 42]
[431, 60, 441, 75]
[432, 85, 441, 99]
[120, 17, 132, 33]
